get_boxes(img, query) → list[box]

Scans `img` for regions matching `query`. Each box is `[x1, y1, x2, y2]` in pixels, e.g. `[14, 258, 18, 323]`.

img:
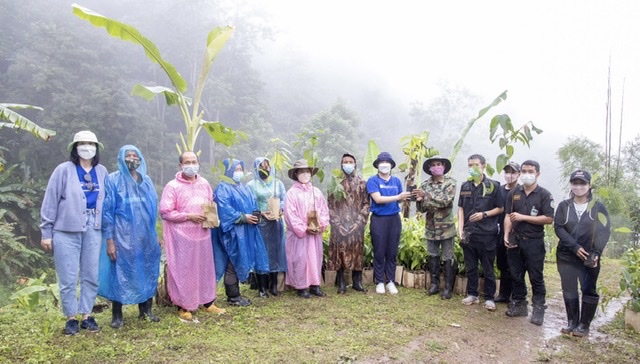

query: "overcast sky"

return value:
[264, 0, 640, 150]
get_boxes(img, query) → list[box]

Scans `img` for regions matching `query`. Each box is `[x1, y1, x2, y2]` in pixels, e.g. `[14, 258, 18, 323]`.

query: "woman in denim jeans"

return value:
[40, 131, 108, 336]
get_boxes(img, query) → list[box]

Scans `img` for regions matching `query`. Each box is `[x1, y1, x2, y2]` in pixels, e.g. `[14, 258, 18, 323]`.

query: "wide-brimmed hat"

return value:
[423, 155, 452, 175]
[288, 159, 319, 181]
[503, 161, 521, 172]
[67, 130, 104, 151]
[373, 152, 396, 169]
[570, 170, 591, 183]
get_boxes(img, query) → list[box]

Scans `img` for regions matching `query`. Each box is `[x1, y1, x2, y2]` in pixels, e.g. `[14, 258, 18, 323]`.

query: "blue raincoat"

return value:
[98, 145, 160, 304]
[212, 159, 270, 282]
[246, 157, 287, 272]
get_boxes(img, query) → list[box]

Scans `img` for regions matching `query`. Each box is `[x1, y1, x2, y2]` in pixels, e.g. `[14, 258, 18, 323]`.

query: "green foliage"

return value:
[9, 273, 59, 311]
[327, 168, 347, 201]
[488, 114, 543, 173]
[0, 209, 45, 283]
[556, 137, 605, 182]
[362, 140, 380, 180]
[397, 131, 439, 218]
[397, 217, 427, 270]
[265, 138, 293, 186]
[0, 103, 56, 143]
[293, 130, 325, 182]
[620, 248, 640, 312]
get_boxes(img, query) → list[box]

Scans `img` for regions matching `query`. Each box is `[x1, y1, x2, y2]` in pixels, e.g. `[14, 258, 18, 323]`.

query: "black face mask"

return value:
[126, 159, 141, 170]
[259, 169, 270, 180]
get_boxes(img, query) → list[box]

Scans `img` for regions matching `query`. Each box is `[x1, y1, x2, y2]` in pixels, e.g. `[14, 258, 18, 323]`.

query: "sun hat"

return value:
[67, 130, 104, 151]
[423, 155, 452, 175]
[373, 152, 396, 169]
[287, 159, 319, 181]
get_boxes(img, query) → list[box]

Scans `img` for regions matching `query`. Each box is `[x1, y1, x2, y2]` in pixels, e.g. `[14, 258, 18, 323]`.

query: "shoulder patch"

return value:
[550, 199, 555, 209]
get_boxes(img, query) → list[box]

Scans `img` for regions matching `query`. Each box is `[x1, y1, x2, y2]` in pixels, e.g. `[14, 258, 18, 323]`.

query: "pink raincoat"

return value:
[160, 172, 216, 310]
[284, 182, 330, 289]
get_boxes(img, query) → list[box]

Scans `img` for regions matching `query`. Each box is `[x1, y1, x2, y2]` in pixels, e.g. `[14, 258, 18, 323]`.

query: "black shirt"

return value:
[505, 184, 555, 239]
[458, 176, 504, 236]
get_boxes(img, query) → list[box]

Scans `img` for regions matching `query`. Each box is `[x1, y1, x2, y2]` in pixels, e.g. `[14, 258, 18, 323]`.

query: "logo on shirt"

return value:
[513, 194, 522, 201]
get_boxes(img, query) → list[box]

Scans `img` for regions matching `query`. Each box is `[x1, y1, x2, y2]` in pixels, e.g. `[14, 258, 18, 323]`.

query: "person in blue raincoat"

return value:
[99, 145, 161, 329]
[247, 157, 287, 296]
[212, 158, 270, 306]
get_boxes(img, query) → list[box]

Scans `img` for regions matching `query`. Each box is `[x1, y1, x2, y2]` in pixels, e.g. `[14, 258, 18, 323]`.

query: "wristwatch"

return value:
[482, 212, 488, 219]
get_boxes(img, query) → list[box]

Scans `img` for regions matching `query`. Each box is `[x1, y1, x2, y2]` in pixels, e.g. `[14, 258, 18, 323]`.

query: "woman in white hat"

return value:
[40, 130, 108, 335]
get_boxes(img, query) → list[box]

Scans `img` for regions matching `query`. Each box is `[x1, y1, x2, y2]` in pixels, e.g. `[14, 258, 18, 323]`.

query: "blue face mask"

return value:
[342, 164, 355, 175]
[468, 167, 482, 178]
[232, 171, 244, 183]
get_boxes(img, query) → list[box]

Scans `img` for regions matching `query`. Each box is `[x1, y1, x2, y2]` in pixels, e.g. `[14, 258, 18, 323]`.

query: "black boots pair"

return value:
[225, 282, 251, 306]
[427, 257, 455, 299]
[563, 295, 599, 337]
[256, 273, 270, 298]
[336, 269, 368, 294]
[111, 298, 159, 329]
[494, 275, 512, 303]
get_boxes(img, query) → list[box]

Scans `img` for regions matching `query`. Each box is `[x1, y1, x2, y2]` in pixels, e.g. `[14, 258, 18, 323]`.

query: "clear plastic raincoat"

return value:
[212, 159, 270, 281]
[98, 145, 160, 304]
[246, 157, 287, 272]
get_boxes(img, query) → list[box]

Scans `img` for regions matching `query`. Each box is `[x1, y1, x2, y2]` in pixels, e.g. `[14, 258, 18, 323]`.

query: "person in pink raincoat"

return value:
[159, 151, 225, 322]
[284, 159, 330, 298]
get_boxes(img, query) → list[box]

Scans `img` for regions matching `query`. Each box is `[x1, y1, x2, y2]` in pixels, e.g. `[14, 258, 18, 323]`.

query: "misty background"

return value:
[2, 1, 640, 252]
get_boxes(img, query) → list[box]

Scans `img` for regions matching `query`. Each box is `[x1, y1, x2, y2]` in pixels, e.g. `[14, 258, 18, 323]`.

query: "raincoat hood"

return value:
[253, 157, 274, 180]
[223, 158, 244, 179]
[117, 144, 148, 180]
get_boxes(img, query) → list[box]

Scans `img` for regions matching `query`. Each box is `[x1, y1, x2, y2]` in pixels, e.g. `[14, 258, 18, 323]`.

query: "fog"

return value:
[3, 0, 640, 203]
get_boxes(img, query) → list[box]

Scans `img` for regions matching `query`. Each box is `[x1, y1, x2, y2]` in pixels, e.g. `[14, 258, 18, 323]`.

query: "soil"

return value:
[362, 291, 627, 363]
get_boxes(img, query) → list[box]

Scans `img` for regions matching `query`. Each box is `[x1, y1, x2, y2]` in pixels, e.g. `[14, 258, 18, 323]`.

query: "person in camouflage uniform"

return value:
[328, 153, 371, 294]
[413, 156, 457, 299]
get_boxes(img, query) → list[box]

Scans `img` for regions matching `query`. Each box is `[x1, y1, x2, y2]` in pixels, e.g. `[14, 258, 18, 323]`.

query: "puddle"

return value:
[543, 296, 628, 341]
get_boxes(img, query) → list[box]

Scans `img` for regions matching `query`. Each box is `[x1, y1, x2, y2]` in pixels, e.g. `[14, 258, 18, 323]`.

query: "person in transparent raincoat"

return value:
[99, 145, 161, 329]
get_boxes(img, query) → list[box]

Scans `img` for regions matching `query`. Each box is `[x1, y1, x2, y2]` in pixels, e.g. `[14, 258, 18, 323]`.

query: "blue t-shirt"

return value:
[366, 174, 403, 216]
[76, 164, 99, 209]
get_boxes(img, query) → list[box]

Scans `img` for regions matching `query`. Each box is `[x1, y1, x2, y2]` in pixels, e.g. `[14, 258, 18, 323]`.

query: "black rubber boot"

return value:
[336, 268, 346, 294]
[225, 283, 251, 306]
[530, 304, 547, 326]
[257, 274, 270, 298]
[441, 259, 455, 300]
[111, 301, 123, 329]
[494, 276, 513, 303]
[248, 272, 258, 290]
[505, 300, 529, 317]
[309, 285, 326, 297]
[296, 289, 311, 298]
[269, 272, 279, 296]
[352, 270, 368, 292]
[427, 256, 440, 295]
[573, 296, 599, 337]
[561, 298, 580, 334]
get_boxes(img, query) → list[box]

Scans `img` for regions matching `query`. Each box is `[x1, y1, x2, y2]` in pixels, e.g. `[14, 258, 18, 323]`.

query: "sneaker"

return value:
[178, 309, 193, 322]
[386, 282, 398, 295]
[484, 300, 496, 311]
[80, 316, 101, 332]
[64, 319, 79, 336]
[375, 283, 385, 294]
[461, 295, 479, 305]
[204, 304, 226, 315]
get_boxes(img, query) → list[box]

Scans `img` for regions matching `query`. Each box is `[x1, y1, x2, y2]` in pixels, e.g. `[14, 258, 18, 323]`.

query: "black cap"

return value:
[503, 161, 520, 172]
[570, 170, 591, 183]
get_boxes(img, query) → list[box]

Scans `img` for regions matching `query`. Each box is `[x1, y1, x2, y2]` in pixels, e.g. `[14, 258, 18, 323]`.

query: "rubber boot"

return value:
[309, 285, 326, 297]
[225, 282, 251, 306]
[256, 274, 269, 298]
[336, 268, 346, 294]
[561, 298, 580, 334]
[573, 296, 599, 337]
[111, 301, 123, 329]
[427, 256, 440, 295]
[441, 260, 455, 300]
[248, 272, 258, 290]
[352, 270, 368, 292]
[494, 276, 513, 303]
[269, 272, 279, 296]
[530, 304, 547, 326]
[505, 299, 529, 317]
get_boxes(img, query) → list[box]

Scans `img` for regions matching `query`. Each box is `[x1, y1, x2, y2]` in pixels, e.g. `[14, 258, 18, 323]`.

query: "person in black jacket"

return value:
[554, 170, 611, 337]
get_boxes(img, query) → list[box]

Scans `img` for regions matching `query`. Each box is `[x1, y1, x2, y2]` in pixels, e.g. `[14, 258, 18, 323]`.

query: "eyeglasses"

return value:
[84, 174, 95, 191]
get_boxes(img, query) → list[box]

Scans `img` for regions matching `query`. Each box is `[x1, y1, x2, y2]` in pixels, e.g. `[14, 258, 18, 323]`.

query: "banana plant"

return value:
[72, 4, 244, 155]
[0, 103, 56, 148]
[362, 139, 380, 180]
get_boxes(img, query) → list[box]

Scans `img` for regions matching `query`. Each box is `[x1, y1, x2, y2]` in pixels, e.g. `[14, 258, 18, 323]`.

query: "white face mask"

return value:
[297, 172, 312, 184]
[378, 163, 391, 174]
[504, 173, 518, 184]
[232, 171, 244, 183]
[571, 184, 589, 197]
[182, 164, 199, 177]
[520, 173, 537, 187]
[77, 144, 96, 160]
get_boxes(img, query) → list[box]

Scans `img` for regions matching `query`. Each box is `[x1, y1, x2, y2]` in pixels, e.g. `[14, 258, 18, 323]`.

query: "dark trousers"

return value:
[370, 214, 401, 284]
[507, 237, 546, 305]
[557, 258, 600, 300]
[462, 235, 497, 299]
[496, 232, 512, 289]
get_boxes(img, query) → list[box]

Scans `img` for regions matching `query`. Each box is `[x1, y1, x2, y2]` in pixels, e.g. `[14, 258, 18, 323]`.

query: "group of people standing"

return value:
[40, 130, 610, 338]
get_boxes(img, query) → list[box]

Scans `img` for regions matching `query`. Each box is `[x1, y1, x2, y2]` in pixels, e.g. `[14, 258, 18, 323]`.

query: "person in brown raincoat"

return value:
[327, 153, 371, 294]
